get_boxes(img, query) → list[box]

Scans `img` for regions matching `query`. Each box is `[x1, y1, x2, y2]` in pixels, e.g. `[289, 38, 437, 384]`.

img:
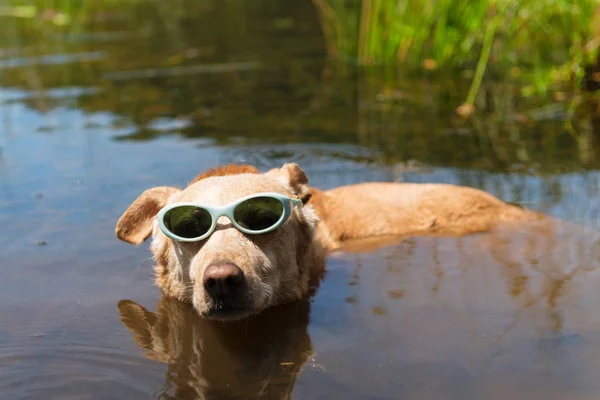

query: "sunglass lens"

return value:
[163, 206, 212, 239]
[234, 197, 284, 231]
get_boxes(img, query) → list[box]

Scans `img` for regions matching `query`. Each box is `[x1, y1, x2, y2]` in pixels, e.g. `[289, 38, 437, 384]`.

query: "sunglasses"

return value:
[157, 192, 304, 242]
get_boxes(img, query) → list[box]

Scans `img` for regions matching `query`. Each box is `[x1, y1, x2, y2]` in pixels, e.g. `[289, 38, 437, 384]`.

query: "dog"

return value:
[115, 163, 545, 320]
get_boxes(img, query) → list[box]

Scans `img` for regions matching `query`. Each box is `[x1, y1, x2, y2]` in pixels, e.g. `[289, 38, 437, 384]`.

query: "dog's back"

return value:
[309, 181, 544, 250]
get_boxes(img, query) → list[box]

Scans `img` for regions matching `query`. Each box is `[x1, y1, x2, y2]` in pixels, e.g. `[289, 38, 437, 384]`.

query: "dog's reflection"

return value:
[118, 296, 313, 399]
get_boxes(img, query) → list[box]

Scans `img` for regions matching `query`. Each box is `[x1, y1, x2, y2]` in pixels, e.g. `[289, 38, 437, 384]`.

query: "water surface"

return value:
[2, 1, 600, 399]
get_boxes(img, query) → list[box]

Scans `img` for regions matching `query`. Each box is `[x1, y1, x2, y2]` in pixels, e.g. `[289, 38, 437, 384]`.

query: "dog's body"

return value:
[116, 163, 545, 320]
[309, 183, 543, 250]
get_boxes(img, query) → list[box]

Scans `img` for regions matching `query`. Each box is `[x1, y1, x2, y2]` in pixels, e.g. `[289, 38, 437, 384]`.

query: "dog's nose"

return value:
[203, 263, 245, 297]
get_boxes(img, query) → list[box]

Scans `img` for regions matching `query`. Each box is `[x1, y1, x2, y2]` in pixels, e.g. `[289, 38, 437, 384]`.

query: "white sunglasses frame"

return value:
[157, 192, 303, 242]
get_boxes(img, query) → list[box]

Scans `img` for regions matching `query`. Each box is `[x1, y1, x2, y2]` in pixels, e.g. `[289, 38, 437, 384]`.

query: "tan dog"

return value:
[118, 296, 311, 399]
[116, 163, 544, 320]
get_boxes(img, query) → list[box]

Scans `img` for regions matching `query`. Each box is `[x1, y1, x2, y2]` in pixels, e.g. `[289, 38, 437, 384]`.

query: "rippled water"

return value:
[2, 1, 600, 399]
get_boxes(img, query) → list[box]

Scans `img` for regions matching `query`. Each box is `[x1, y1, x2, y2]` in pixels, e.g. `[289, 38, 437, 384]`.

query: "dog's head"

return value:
[115, 163, 323, 320]
[118, 297, 312, 399]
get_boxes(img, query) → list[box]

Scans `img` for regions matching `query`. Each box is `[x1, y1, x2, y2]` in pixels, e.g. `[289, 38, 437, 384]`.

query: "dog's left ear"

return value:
[265, 163, 312, 204]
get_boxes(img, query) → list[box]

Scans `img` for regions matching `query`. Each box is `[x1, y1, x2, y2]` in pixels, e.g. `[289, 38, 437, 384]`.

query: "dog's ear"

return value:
[115, 186, 180, 245]
[265, 163, 312, 204]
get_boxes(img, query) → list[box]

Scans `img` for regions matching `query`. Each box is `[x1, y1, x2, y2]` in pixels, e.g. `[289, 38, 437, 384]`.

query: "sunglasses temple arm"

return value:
[291, 198, 303, 208]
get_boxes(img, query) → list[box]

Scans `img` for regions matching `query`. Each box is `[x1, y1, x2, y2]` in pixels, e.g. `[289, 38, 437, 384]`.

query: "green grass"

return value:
[8, 0, 600, 104]
[315, 0, 600, 111]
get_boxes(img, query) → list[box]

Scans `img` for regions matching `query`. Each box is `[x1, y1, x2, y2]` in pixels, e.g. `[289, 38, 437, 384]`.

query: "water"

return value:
[1, 1, 600, 399]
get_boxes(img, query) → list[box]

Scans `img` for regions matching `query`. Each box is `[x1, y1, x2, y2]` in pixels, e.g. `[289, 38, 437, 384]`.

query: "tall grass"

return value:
[315, 0, 600, 112]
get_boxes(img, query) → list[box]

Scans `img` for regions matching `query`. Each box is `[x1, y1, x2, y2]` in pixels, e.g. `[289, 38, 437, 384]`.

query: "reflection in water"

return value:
[2, 0, 599, 171]
[337, 220, 600, 337]
[2, 0, 600, 399]
[314, 223, 600, 399]
[115, 221, 600, 399]
[118, 297, 312, 400]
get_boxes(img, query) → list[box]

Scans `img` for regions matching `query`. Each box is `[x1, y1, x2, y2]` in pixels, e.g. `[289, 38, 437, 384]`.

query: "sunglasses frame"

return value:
[157, 192, 304, 242]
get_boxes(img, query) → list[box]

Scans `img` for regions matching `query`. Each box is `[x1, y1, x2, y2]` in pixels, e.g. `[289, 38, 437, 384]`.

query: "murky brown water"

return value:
[2, 1, 600, 399]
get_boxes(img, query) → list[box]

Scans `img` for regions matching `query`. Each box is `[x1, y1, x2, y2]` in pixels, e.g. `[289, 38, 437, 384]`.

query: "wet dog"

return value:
[115, 163, 543, 320]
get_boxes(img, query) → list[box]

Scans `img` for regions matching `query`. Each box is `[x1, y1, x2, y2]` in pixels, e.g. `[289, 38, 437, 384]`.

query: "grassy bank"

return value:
[315, 0, 600, 111]
[2, 0, 600, 171]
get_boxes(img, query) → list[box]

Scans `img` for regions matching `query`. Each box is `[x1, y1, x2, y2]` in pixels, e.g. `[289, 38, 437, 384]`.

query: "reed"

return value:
[315, 0, 600, 110]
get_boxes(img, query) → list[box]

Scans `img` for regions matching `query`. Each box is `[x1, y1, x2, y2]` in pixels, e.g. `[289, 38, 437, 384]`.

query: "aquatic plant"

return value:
[314, 0, 600, 112]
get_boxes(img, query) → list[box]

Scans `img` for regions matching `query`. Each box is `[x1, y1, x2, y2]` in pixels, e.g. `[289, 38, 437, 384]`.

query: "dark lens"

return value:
[234, 197, 284, 231]
[163, 206, 212, 239]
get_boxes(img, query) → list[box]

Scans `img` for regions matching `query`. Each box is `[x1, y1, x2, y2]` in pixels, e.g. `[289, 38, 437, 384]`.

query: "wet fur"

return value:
[115, 163, 545, 319]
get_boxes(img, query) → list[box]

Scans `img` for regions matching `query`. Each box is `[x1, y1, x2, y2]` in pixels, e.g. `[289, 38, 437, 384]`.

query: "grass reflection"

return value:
[1, 0, 600, 173]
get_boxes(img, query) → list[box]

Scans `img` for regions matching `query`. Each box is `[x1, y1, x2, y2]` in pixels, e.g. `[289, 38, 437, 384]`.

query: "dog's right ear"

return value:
[115, 186, 180, 245]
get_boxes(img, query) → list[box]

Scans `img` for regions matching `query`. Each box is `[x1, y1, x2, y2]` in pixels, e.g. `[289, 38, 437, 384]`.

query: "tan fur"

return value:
[188, 164, 259, 185]
[118, 296, 312, 399]
[309, 182, 545, 250]
[115, 163, 547, 319]
[117, 163, 321, 319]
[115, 186, 181, 245]
[265, 163, 312, 203]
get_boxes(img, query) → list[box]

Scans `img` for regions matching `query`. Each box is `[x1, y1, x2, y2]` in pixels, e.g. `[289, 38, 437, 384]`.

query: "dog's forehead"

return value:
[175, 174, 290, 204]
